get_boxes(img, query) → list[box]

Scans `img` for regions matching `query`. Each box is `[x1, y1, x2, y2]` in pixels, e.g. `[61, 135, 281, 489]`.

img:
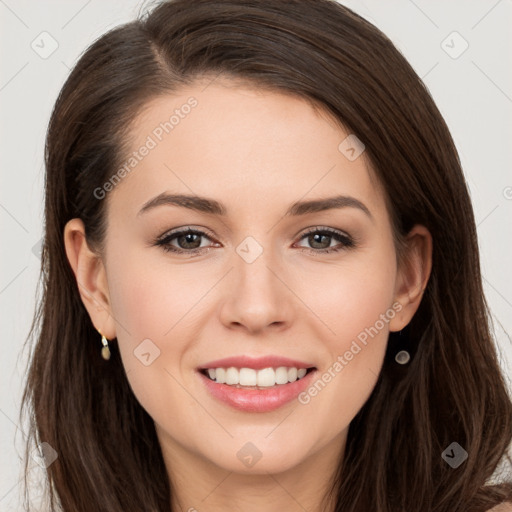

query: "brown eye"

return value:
[295, 227, 355, 254]
[173, 232, 204, 250]
[155, 228, 215, 255]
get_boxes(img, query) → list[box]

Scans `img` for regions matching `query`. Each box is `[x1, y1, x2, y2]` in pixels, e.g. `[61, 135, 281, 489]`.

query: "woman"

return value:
[22, 0, 512, 510]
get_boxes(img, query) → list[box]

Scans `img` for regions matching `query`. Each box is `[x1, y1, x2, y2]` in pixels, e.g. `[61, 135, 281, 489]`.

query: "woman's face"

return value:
[73, 79, 426, 476]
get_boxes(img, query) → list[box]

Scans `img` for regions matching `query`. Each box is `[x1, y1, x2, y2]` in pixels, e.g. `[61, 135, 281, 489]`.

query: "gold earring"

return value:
[98, 331, 111, 360]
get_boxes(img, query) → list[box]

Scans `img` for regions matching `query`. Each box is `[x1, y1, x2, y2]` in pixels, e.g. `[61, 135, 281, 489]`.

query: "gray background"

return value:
[1, 0, 511, 509]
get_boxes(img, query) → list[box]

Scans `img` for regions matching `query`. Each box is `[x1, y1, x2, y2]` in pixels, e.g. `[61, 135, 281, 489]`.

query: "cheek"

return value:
[295, 246, 397, 431]
[104, 249, 195, 405]
[106, 242, 209, 342]
[304, 245, 397, 352]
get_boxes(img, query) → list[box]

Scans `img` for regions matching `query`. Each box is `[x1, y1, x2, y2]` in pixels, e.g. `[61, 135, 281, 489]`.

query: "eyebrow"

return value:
[137, 192, 373, 220]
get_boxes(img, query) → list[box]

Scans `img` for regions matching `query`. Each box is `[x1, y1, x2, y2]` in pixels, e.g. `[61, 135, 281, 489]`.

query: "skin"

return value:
[64, 79, 432, 512]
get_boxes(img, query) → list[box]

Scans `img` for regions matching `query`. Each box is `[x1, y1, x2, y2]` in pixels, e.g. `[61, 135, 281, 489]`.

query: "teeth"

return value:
[215, 368, 226, 383]
[275, 367, 289, 385]
[204, 366, 309, 386]
[258, 367, 275, 387]
[240, 368, 256, 386]
[226, 367, 240, 385]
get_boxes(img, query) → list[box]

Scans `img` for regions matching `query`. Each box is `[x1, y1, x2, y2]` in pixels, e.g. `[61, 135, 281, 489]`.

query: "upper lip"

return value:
[198, 355, 316, 371]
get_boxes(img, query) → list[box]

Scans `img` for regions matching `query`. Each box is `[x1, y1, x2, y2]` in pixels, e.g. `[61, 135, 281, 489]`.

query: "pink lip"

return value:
[198, 355, 315, 370]
[198, 368, 318, 413]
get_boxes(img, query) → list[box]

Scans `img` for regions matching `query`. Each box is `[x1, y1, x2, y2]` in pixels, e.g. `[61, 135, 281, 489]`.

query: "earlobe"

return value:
[389, 224, 433, 332]
[63, 218, 116, 339]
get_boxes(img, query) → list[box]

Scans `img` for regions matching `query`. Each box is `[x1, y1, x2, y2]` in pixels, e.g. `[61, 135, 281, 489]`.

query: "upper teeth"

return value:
[206, 367, 308, 387]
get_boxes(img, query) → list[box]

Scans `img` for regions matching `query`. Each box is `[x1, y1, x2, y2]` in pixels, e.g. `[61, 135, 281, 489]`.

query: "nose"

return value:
[218, 241, 295, 335]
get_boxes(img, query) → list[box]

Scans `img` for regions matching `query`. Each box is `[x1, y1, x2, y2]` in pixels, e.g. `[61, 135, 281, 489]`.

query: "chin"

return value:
[201, 437, 314, 475]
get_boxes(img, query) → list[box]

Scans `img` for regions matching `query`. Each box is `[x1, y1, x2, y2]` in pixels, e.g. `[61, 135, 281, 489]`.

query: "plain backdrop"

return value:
[1, 0, 511, 509]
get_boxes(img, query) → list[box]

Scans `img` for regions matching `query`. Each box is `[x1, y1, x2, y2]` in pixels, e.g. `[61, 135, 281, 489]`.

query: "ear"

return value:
[388, 224, 433, 332]
[63, 218, 117, 339]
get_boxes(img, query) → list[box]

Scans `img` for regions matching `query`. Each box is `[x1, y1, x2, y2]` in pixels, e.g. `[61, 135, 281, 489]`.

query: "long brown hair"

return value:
[22, 0, 512, 510]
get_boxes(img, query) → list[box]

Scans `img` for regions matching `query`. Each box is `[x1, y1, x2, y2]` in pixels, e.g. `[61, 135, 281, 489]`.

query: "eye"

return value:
[154, 227, 217, 256]
[294, 226, 355, 254]
[153, 225, 356, 256]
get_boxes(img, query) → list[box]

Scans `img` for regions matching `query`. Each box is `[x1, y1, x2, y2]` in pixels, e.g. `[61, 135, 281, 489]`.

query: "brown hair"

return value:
[22, 0, 512, 510]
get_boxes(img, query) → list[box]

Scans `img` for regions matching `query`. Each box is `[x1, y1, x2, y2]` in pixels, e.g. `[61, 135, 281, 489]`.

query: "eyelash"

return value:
[153, 226, 356, 257]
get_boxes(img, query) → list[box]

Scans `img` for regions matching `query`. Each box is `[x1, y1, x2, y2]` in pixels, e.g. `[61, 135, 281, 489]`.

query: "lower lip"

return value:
[198, 369, 317, 413]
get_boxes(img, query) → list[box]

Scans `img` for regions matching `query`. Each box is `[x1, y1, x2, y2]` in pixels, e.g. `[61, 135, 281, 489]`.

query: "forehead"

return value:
[107, 80, 386, 222]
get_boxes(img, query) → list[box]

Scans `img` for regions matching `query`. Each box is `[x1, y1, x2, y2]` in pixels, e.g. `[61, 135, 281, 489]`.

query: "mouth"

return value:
[196, 357, 318, 412]
[199, 366, 316, 389]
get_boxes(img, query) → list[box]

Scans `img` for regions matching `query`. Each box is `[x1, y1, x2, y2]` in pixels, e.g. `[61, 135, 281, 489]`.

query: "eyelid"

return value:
[298, 225, 351, 239]
[154, 225, 356, 255]
[155, 225, 350, 242]
[155, 225, 217, 243]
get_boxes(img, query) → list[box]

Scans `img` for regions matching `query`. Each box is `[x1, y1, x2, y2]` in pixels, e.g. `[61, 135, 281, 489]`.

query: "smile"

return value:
[197, 355, 318, 412]
[201, 366, 311, 388]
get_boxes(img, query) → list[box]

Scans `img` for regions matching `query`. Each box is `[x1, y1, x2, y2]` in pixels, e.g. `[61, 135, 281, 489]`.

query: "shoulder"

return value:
[487, 504, 512, 512]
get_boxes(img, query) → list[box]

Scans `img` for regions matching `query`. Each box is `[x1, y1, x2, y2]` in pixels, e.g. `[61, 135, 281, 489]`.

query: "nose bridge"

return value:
[234, 234, 280, 298]
[221, 234, 292, 331]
